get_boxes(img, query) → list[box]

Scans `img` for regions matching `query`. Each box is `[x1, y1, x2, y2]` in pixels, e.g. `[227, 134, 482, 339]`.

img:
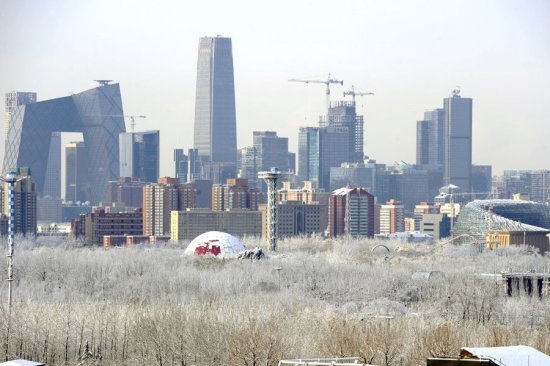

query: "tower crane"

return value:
[343, 85, 374, 105]
[288, 73, 343, 117]
[126, 115, 147, 132]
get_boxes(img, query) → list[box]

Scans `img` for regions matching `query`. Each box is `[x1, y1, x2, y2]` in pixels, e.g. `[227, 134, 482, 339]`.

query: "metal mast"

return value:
[0, 171, 22, 310]
[258, 168, 281, 251]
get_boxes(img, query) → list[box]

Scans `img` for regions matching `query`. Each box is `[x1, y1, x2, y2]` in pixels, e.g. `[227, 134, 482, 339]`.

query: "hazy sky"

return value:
[1, 0, 549, 177]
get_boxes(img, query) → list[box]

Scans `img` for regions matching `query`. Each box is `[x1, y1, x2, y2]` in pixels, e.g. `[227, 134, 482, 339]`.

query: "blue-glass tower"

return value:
[2, 83, 125, 204]
[193, 36, 237, 167]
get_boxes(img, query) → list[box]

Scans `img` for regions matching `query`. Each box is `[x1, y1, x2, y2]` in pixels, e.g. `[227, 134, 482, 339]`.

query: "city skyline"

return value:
[0, 1, 549, 177]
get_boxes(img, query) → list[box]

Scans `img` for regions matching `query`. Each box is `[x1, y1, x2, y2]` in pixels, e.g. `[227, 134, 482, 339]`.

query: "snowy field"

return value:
[0, 236, 548, 365]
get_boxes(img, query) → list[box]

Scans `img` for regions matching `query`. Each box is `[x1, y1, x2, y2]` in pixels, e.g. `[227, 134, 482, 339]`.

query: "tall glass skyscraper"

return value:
[119, 130, 160, 183]
[65, 141, 90, 203]
[416, 108, 444, 168]
[3, 83, 126, 204]
[444, 90, 472, 191]
[2, 91, 37, 164]
[193, 36, 237, 166]
[298, 126, 350, 191]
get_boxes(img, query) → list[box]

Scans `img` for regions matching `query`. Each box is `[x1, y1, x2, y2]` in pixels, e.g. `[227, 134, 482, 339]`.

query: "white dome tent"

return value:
[184, 231, 247, 257]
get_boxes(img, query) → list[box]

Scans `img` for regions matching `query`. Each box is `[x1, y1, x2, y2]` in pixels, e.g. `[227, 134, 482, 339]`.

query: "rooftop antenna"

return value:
[94, 80, 113, 86]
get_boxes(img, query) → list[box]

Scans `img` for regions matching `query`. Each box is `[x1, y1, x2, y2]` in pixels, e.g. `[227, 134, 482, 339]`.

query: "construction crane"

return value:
[288, 73, 343, 117]
[343, 85, 374, 104]
[126, 115, 146, 132]
[86, 114, 146, 132]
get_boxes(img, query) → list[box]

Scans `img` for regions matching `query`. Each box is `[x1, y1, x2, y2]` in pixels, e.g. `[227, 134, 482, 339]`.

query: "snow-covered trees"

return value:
[0, 236, 547, 365]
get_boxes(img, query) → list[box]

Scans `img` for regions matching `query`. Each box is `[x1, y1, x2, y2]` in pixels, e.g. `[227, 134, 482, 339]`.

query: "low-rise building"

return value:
[171, 209, 261, 241]
[72, 207, 143, 244]
[260, 201, 327, 239]
[277, 181, 329, 205]
[420, 213, 451, 239]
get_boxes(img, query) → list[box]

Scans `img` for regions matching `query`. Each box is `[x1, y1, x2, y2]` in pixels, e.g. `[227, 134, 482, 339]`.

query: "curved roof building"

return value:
[184, 231, 246, 257]
[454, 199, 550, 240]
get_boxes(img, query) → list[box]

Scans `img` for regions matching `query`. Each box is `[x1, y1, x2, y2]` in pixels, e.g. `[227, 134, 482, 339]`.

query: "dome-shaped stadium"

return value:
[453, 199, 550, 241]
[184, 231, 247, 257]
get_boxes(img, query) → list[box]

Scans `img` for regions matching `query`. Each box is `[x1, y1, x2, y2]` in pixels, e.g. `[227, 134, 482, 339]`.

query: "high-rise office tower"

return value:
[193, 36, 237, 167]
[65, 141, 90, 203]
[528, 170, 550, 203]
[1, 167, 36, 235]
[240, 131, 290, 191]
[326, 101, 364, 163]
[174, 149, 188, 183]
[471, 164, 492, 199]
[416, 108, 444, 167]
[3, 83, 125, 204]
[330, 161, 376, 192]
[444, 89, 472, 191]
[253, 131, 289, 173]
[238, 146, 258, 188]
[119, 130, 160, 183]
[3, 92, 37, 163]
[187, 148, 201, 182]
[43, 132, 61, 198]
[298, 126, 350, 191]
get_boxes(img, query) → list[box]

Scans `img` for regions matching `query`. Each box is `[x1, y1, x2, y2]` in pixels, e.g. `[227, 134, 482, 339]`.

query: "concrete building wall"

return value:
[171, 209, 261, 241]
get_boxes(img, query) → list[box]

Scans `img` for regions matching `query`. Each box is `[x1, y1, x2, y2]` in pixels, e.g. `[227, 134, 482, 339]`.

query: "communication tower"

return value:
[258, 168, 281, 251]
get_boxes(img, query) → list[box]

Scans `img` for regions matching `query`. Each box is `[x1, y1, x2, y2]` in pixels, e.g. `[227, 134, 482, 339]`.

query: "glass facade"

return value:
[65, 141, 90, 203]
[2, 83, 125, 204]
[454, 199, 550, 240]
[444, 93, 472, 190]
[416, 108, 445, 167]
[193, 36, 237, 165]
[119, 130, 159, 183]
[174, 148, 188, 183]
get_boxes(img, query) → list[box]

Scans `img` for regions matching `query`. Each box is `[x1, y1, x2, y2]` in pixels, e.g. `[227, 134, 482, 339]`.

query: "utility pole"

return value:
[258, 168, 281, 251]
[0, 171, 23, 310]
[1, 171, 23, 361]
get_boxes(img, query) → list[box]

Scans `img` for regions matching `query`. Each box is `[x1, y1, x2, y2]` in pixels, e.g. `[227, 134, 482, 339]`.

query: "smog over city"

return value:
[0, 1, 549, 366]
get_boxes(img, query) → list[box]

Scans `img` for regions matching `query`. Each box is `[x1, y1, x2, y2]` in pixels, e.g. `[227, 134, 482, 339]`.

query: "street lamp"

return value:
[0, 171, 24, 310]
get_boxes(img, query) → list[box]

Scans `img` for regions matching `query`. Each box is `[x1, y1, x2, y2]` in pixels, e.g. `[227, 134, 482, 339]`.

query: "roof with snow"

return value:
[332, 187, 371, 196]
[184, 231, 247, 257]
[460, 345, 550, 365]
[0, 360, 45, 366]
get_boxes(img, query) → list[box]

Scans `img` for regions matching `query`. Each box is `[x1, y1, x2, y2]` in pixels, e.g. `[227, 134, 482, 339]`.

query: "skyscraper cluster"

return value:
[416, 89, 473, 192]
[2, 34, 549, 245]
